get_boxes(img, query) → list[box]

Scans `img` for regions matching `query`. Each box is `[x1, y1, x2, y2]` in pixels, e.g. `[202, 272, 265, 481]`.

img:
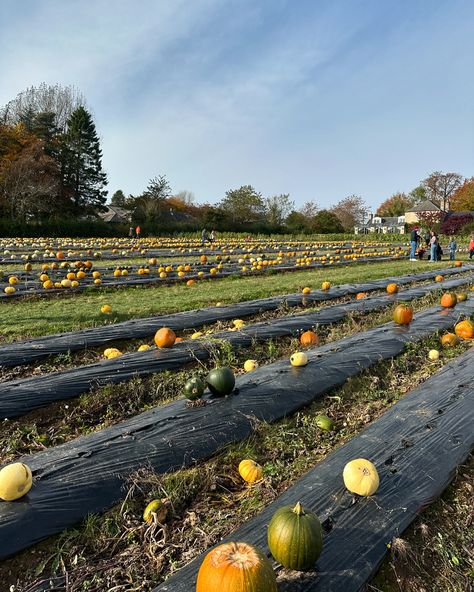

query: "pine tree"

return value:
[61, 106, 107, 213]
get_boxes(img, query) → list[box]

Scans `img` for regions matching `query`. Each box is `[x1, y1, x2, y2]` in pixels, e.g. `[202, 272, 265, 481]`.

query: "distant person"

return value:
[429, 231, 438, 262]
[201, 228, 207, 246]
[469, 235, 474, 259]
[209, 230, 216, 243]
[424, 230, 431, 247]
[129, 226, 135, 238]
[135, 225, 141, 239]
[448, 236, 457, 261]
[409, 226, 420, 261]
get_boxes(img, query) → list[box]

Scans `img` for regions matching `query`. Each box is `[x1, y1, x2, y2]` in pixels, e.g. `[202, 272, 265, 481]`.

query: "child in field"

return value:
[448, 236, 457, 261]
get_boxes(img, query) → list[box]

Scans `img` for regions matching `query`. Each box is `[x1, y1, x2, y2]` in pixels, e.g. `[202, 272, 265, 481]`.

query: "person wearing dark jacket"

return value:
[409, 227, 420, 261]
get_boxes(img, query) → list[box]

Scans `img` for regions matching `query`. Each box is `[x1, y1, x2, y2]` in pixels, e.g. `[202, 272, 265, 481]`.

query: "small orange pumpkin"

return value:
[196, 542, 277, 592]
[321, 281, 331, 290]
[393, 303, 413, 325]
[356, 292, 367, 299]
[186, 279, 195, 286]
[238, 459, 263, 483]
[300, 330, 319, 347]
[454, 319, 474, 340]
[440, 332, 459, 347]
[440, 292, 457, 308]
[454, 260, 462, 267]
[435, 275, 444, 282]
[386, 283, 398, 294]
[154, 327, 176, 348]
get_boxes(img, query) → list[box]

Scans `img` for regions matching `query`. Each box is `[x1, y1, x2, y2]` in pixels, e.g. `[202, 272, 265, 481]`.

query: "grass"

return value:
[1, 335, 471, 591]
[0, 258, 460, 341]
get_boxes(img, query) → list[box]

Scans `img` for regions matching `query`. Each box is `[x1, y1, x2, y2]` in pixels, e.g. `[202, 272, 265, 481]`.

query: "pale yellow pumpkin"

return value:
[0, 462, 33, 501]
[343, 458, 379, 496]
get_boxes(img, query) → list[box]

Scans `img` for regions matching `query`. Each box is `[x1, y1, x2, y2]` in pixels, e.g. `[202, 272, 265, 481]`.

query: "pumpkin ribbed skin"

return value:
[454, 319, 474, 340]
[440, 292, 457, 308]
[386, 283, 398, 294]
[267, 502, 323, 571]
[440, 332, 459, 347]
[393, 304, 413, 325]
[206, 367, 235, 396]
[239, 459, 263, 483]
[154, 327, 176, 348]
[196, 542, 277, 592]
[300, 330, 319, 347]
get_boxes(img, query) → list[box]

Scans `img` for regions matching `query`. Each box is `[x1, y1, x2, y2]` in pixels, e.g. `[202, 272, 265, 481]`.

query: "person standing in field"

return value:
[430, 230, 438, 262]
[424, 229, 431, 247]
[129, 226, 134, 238]
[209, 230, 216, 244]
[469, 235, 474, 259]
[201, 228, 207, 246]
[135, 225, 141, 239]
[409, 226, 420, 261]
[448, 236, 457, 261]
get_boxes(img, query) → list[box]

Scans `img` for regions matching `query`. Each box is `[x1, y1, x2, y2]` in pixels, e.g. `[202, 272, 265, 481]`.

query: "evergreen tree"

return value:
[61, 106, 107, 213]
[111, 189, 126, 207]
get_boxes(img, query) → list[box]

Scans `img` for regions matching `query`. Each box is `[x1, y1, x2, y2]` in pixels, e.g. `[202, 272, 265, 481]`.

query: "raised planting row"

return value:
[155, 347, 474, 592]
[0, 254, 399, 298]
[0, 273, 471, 419]
[0, 264, 470, 367]
[0, 300, 473, 559]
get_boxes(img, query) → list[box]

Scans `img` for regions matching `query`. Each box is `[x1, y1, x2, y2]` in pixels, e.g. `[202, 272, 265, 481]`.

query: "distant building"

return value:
[404, 200, 442, 224]
[99, 205, 131, 224]
[354, 214, 406, 235]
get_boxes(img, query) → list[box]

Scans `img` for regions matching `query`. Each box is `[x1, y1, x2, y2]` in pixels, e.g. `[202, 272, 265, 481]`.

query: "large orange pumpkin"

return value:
[300, 330, 319, 347]
[196, 541, 277, 592]
[440, 292, 457, 308]
[454, 319, 474, 340]
[154, 327, 176, 348]
[440, 332, 459, 347]
[386, 283, 398, 294]
[393, 304, 413, 325]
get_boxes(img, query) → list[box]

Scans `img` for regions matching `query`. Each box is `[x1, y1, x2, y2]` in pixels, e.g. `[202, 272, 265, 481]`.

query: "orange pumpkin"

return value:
[154, 327, 176, 348]
[186, 279, 195, 286]
[435, 275, 444, 282]
[238, 459, 263, 483]
[200, 255, 208, 264]
[196, 542, 277, 592]
[440, 332, 459, 347]
[386, 283, 398, 294]
[393, 303, 413, 325]
[300, 330, 319, 347]
[321, 281, 331, 290]
[440, 292, 457, 308]
[356, 292, 367, 299]
[454, 261, 462, 267]
[454, 319, 474, 340]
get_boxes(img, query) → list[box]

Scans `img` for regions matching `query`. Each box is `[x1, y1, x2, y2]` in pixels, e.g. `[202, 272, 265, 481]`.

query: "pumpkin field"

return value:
[0, 236, 473, 592]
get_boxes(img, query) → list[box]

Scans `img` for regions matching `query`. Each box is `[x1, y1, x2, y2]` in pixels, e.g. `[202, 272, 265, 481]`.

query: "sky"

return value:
[0, 0, 473, 211]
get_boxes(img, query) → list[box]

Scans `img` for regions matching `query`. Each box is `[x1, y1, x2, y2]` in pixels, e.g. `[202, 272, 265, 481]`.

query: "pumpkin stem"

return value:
[293, 501, 304, 515]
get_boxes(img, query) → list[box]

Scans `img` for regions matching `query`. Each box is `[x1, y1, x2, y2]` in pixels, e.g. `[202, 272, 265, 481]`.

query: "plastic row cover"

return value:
[156, 347, 474, 592]
[1, 273, 472, 419]
[0, 298, 473, 560]
[0, 255, 396, 299]
[0, 263, 471, 368]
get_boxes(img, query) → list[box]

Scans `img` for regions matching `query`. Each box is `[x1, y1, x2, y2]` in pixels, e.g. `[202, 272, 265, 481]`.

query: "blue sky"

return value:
[0, 0, 473, 210]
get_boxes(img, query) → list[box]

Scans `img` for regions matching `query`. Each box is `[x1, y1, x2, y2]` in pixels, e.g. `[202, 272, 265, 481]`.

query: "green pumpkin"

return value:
[206, 367, 235, 397]
[184, 377, 205, 400]
[315, 414, 334, 432]
[267, 501, 323, 571]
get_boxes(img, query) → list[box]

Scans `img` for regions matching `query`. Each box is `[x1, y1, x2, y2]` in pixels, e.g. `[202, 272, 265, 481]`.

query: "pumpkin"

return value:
[386, 283, 398, 294]
[101, 304, 112, 314]
[356, 292, 367, 299]
[435, 274, 444, 282]
[143, 499, 169, 524]
[321, 281, 331, 290]
[267, 501, 323, 571]
[238, 459, 263, 483]
[290, 352, 308, 367]
[343, 458, 379, 496]
[244, 359, 258, 372]
[154, 327, 176, 348]
[138, 344, 151, 352]
[440, 292, 457, 308]
[454, 260, 462, 267]
[186, 279, 195, 286]
[300, 330, 319, 347]
[232, 319, 246, 329]
[315, 414, 334, 431]
[196, 541, 277, 592]
[4, 286, 15, 294]
[0, 462, 33, 501]
[393, 303, 414, 325]
[440, 332, 459, 347]
[206, 367, 235, 396]
[428, 349, 440, 360]
[456, 292, 467, 302]
[454, 319, 474, 340]
[302, 287, 311, 294]
[184, 377, 205, 400]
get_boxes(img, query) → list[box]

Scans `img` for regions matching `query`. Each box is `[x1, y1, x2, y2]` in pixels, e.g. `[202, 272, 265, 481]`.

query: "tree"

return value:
[409, 185, 427, 204]
[219, 185, 265, 225]
[422, 171, 463, 211]
[450, 178, 474, 212]
[173, 190, 195, 205]
[300, 200, 319, 218]
[376, 192, 414, 217]
[111, 190, 126, 207]
[311, 210, 344, 233]
[143, 175, 171, 201]
[265, 194, 294, 227]
[330, 195, 367, 231]
[61, 106, 108, 213]
[285, 210, 308, 233]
